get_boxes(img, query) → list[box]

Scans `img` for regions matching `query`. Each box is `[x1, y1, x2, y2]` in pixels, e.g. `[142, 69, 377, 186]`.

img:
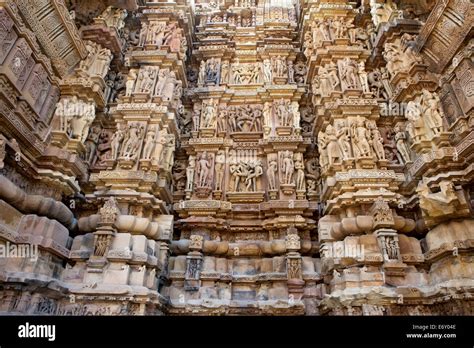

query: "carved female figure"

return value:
[138, 23, 148, 47]
[214, 150, 225, 191]
[367, 122, 386, 160]
[154, 69, 168, 96]
[125, 69, 138, 96]
[422, 90, 444, 135]
[110, 126, 125, 160]
[263, 59, 272, 83]
[142, 125, 157, 160]
[162, 71, 177, 101]
[394, 124, 411, 164]
[267, 156, 278, 190]
[186, 155, 196, 191]
[295, 156, 306, 191]
[325, 125, 342, 165]
[198, 151, 211, 187]
[352, 118, 372, 157]
[335, 119, 351, 159]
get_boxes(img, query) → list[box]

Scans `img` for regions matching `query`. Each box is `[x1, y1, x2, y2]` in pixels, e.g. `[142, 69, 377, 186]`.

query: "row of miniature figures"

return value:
[180, 149, 319, 200]
[193, 57, 306, 87]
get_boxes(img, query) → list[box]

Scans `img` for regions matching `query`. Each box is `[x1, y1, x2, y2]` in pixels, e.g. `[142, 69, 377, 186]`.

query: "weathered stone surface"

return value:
[0, 0, 472, 316]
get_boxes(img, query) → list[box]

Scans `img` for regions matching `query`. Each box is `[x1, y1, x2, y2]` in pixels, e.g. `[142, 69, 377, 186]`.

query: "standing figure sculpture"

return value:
[267, 156, 278, 190]
[281, 150, 295, 185]
[198, 152, 211, 187]
[421, 90, 444, 136]
[186, 155, 196, 191]
[142, 125, 157, 160]
[214, 150, 225, 191]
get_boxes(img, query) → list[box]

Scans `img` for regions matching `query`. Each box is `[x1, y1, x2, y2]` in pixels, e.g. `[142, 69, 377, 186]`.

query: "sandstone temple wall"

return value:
[0, 0, 472, 315]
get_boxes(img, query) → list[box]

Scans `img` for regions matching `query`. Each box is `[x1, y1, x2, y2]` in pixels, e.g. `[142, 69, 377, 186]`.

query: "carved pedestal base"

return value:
[276, 126, 293, 136]
[355, 156, 376, 169]
[213, 190, 222, 200]
[66, 139, 86, 156]
[139, 159, 152, 171]
[268, 189, 278, 200]
[195, 186, 212, 198]
[185, 189, 193, 200]
[377, 159, 389, 169]
[200, 128, 215, 138]
[104, 159, 116, 169]
[273, 77, 287, 85]
[117, 158, 136, 170]
[50, 131, 70, 148]
[227, 191, 265, 203]
[432, 132, 452, 147]
[280, 183, 295, 195]
[132, 92, 150, 103]
[296, 190, 306, 200]
[306, 191, 318, 201]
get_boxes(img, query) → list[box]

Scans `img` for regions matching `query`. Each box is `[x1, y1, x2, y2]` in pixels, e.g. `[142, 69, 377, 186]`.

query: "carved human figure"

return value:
[405, 100, 425, 142]
[163, 23, 183, 52]
[291, 102, 300, 129]
[327, 62, 340, 91]
[314, 18, 331, 43]
[318, 130, 329, 170]
[186, 155, 196, 191]
[352, 117, 372, 157]
[205, 58, 220, 84]
[272, 56, 287, 78]
[125, 69, 138, 96]
[214, 150, 225, 191]
[110, 126, 125, 160]
[276, 99, 291, 127]
[393, 124, 411, 164]
[85, 125, 101, 164]
[245, 160, 263, 192]
[154, 69, 168, 96]
[153, 128, 168, 163]
[217, 105, 227, 133]
[197, 151, 211, 187]
[138, 23, 148, 47]
[121, 123, 142, 159]
[358, 61, 370, 93]
[263, 59, 272, 83]
[294, 154, 305, 191]
[162, 71, 177, 101]
[162, 134, 175, 171]
[340, 58, 359, 89]
[325, 124, 342, 165]
[90, 47, 113, 78]
[331, 17, 346, 39]
[421, 90, 444, 135]
[142, 125, 157, 160]
[220, 61, 229, 84]
[287, 61, 295, 84]
[202, 99, 216, 128]
[317, 67, 331, 95]
[198, 61, 206, 87]
[281, 150, 294, 185]
[335, 119, 352, 159]
[192, 104, 201, 132]
[267, 155, 278, 191]
[367, 122, 386, 160]
[263, 102, 272, 130]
